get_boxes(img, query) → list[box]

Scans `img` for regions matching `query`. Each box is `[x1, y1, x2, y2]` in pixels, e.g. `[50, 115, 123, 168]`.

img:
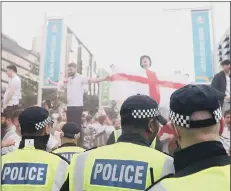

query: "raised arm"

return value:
[48, 79, 59, 86]
[88, 76, 110, 84]
[1, 138, 15, 148]
[48, 79, 67, 90]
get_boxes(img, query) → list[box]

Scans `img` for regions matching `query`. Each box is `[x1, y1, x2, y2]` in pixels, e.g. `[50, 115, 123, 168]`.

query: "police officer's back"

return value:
[147, 85, 230, 191]
[69, 94, 174, 191]
[107, 126, 164, 151]
[1, 106, 69, 191]
[53, 122, 85, 161]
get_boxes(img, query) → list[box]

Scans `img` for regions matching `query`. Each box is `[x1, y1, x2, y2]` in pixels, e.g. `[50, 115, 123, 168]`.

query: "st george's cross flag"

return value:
[109, 65, 189, 108]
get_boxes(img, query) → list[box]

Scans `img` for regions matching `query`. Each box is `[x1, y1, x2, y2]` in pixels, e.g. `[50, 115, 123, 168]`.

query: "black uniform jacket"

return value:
[107, 131, 163, 151]
[173, 141, 230, 177]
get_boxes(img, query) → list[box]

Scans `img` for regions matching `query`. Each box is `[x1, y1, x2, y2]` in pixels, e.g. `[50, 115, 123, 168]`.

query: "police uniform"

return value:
[53, 122, 85, 161]
[69, 94, 175, 191]
[1, 107, 69, 191]
[110, 128, 159, 149]
[146, 85, 230, 191]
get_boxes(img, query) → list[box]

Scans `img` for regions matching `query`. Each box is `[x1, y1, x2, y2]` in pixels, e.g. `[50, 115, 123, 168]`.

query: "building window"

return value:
[1, 59, 38, 81]
[2, 50, 35, 71]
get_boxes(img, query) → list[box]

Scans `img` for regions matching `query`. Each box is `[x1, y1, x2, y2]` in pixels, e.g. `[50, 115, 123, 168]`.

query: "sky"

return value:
[2, 2, 230, 79]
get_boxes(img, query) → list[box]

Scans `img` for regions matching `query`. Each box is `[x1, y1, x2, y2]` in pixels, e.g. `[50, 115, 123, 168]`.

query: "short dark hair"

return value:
[68, 62, 77, 68]
[224, 110, 230, 117]
[43, 100, 52, 109]
[12, 110, 23, 119]
[2, 109, 13, 120]
[7, 65, 17, 73]
[122, 118, 159, 134]
[86, 115, 92, 123]
[1, 112, 6, 118]
[22, 128, 45, 137]
[220, 60, 230, 66]
[140, 55, 152, 67]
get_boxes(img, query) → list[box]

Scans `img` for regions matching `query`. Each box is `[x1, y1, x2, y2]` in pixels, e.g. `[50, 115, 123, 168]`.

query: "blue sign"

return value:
[43, 19, 63, 86]
[191, 10, 213, 82]
[1, 163, 48, 185]
[90, 159, 148, 190]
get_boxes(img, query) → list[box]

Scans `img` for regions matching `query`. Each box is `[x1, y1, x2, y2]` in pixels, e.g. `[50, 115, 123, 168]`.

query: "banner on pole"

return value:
[191, 10, 213, 82]
[43, 19, 63, 87]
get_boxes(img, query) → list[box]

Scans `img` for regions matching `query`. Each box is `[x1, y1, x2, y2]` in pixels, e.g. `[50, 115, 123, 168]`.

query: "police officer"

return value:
[107, 125, 165, 151]
[146, 85, 230, 191]
[53, 122, 85, 161]
[1, 106, 69, 191]
[68, 94, 175, 191]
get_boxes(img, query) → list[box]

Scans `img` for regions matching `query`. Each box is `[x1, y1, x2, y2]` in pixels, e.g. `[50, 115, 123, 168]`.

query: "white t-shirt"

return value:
[66, 75, 89, 107]
[2, 125, 21, 155]
[225, 74, 230, 96]
[220, 126, 230, 154]
[4, 75, 21, 106]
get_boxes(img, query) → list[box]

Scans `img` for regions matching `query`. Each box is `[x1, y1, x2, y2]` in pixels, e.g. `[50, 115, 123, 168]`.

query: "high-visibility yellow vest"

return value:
[147, 165, 230, 191]
[1, 140, 69, 191]
[69, 142, 174, 191]
[52, 146, 85, 161]
[114, 129, 157, 149]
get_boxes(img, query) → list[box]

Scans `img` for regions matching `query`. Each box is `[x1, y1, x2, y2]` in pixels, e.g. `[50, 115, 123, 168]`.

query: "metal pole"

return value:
[37, 12, 47, 106]
[89, 55, 93, 95]
[210, 2, 218, 75]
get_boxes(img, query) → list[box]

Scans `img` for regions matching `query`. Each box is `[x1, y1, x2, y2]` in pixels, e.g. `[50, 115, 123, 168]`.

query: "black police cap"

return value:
[170, 85, 222, 128]
[19, 106, 53, 134]
[120, 94, 167, 126]
[62, 122, 80, 139]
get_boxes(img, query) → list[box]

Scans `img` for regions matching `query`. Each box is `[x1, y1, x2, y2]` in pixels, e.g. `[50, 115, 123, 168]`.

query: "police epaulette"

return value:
[51, 152, 70, 164]
[84, 147, 98, 152]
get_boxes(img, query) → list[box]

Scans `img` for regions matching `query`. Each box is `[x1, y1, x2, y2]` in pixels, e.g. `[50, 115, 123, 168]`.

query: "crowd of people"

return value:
[1, 59, 230, 191]
[1, 106, 120, 153]
[1, 84, 230, 191]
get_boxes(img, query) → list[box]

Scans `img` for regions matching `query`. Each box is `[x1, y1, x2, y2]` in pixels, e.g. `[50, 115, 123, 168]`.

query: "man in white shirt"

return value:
[3, 65, 21, 113]
[223, 70, 230, 113]
[1, 110, 21, 155]
[211, 60, 230, 113]
[49, 63, 108, 146]
[220, 110, 230, 154]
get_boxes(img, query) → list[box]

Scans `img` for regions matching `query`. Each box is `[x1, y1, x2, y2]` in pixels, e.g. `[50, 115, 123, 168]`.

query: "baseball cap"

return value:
[19, 106, 53, 134]
[62, 122, 80, 139]
[120, 94, 167, 126]
[169, 84, 222, 129]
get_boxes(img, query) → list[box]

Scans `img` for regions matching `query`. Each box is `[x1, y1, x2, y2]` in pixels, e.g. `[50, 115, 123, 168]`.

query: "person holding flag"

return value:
[49, 62, 109, 146]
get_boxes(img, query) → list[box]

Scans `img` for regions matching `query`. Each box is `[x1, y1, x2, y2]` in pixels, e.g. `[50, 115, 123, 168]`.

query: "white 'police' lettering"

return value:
[90, 159, 148, 190]
[58, 152, 76, 161]
[1, 163, 48, 185]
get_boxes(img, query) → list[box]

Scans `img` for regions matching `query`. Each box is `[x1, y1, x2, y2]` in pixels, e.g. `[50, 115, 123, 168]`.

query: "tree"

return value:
[21, 63, 39, 108]
[83, 91, 99, 115]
